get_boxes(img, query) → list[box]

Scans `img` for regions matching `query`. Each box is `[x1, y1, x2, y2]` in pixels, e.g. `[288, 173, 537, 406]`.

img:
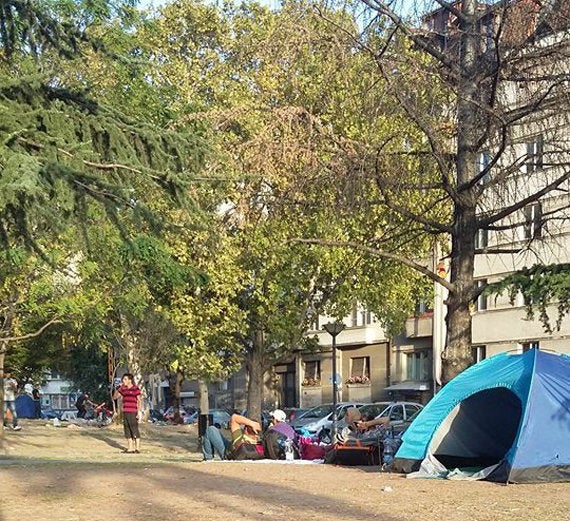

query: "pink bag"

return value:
[300, 442, 326, 460]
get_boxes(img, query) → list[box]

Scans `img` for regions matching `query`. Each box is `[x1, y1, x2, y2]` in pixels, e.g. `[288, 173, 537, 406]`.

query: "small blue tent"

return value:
[15, 394, 36, 418]
[394, 349, 570, 483]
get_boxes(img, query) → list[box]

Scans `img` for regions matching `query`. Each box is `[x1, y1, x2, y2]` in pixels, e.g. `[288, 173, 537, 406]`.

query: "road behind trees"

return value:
[0, 420, 568, 521]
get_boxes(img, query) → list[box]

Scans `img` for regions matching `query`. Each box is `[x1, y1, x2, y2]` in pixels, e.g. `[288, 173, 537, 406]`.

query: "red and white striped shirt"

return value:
[118, 385, 141, 413]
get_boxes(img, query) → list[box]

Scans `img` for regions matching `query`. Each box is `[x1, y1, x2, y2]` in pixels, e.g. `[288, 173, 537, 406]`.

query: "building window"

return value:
[350, 304, 373, 327]
[406, 351, 429, 381]
[520, 341, 539, 352]
[525, 135, 544, 173]
[475, 279, 488, 312]
[348, 356, 370, 384]
[311, 314, 320, 332]
[361, 309, 373, 326]
[351, 305, 358, 327]
[414, 299, 432, 316]
[472, 345, 487, 363]
[303, 361, 321, 386]
[474, 228, 489, 249]
[477, 151, 492, 184]
[523, 202, 543, 239]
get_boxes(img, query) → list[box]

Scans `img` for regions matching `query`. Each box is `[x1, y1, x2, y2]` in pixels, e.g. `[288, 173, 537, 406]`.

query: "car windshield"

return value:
[301, 404, 334, 418]
[359, 402, 391, 418]
[405, 409, 421, 423]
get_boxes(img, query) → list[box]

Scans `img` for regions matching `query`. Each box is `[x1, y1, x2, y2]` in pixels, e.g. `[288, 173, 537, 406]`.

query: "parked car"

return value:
[59, 410, 78, 421]
[391, 408, 423, 438]
[40, 406, 60, 420]
[289, 402, 366, 438]
[282, 407, 308, 423]
[322, 401, 424, 440]
[184, 409, 231, 429]
[238, 409, 271, 430]
[163, 405, 196, 423]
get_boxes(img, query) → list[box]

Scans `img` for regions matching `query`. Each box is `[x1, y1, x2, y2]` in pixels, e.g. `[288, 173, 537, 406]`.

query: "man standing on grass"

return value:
[3, 371, 21, 431]
[113, 373, 142, 453]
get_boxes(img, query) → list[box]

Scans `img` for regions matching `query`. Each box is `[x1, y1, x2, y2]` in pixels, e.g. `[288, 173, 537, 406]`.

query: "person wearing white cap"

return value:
[263, 408, 298, 460]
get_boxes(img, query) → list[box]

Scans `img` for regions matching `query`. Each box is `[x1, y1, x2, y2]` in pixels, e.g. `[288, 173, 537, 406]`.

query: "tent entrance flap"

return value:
[429, 387, 523, 469]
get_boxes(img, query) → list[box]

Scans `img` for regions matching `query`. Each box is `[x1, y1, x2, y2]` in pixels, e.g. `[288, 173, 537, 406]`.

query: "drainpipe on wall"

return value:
[386, 339, 392, 390]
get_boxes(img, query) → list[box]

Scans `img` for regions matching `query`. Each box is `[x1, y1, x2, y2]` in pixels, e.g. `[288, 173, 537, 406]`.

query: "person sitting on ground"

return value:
[336, 407, 363, 443]
[202, 423, 230, 461]
[201, 412, 264, 461]
[264, 409, 297, 460]
[226, 413, 263, 460]
[75, 391, 94, 419]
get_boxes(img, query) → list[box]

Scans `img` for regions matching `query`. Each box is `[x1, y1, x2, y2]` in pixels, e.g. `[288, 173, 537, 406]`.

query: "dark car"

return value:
[184, 409, 232, 429]
[391, 408, 423, 438]
[40, 406, 60, 420]
[163, 405, 196, 423]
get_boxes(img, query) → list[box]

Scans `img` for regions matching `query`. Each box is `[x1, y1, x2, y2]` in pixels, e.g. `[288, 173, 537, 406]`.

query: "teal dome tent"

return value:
[394, 349, 570, 483]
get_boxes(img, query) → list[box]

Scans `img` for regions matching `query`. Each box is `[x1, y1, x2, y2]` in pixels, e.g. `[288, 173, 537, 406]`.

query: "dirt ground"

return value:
[0, 419, 568, 521]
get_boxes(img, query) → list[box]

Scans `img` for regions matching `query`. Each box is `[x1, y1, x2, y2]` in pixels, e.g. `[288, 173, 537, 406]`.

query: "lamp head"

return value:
[323, 321, 345, 337]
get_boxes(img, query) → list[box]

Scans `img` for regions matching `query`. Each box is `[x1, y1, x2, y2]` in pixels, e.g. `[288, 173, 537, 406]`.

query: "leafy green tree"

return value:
[0, 0, 209, 433]
[486, 264, 570, 334]
[144, 0, 433, 417]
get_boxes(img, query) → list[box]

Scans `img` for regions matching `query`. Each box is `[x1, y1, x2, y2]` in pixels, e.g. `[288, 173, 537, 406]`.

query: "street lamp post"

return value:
[323, 321, 345, 444]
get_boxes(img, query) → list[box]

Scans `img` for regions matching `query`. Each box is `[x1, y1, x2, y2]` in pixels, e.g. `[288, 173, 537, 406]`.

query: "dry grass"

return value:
[0, 420, 568, 521]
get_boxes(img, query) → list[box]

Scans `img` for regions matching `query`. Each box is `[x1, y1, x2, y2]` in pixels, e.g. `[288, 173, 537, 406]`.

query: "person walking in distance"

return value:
[3, 371, 22, 431]
[113, 373, 142, 453]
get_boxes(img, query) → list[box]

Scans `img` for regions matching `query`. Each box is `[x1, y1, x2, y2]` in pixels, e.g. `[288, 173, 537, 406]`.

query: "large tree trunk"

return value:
[245, 330, 266, 422]
[444, 222, 476, 382]
[198, 379, 209, 412]
[0, 348, 5, 448]
[173, 367, 184, 422]
[442, 0, 480, 383]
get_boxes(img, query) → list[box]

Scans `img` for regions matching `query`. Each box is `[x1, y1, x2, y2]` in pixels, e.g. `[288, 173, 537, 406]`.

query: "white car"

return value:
[323, 401, 424, 440]
[289, 402, 366, 437]
[59, 410, 78, 421]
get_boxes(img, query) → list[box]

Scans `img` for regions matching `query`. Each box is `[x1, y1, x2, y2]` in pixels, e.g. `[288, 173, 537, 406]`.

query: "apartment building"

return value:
[419, 0, 570, 360]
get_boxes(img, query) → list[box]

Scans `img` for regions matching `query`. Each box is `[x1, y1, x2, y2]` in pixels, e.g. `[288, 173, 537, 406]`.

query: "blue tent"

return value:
[394, 349, 570, 483]
[15, 394, 37, 419]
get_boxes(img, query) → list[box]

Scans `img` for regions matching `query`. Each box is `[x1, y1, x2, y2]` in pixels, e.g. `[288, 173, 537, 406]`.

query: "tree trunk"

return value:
[442, 0, 480, 383]
[246, 329, 266, 422]
[198, 379, 209, 413]
[0, 348, 5, 448]
[173, 367, 184, 422]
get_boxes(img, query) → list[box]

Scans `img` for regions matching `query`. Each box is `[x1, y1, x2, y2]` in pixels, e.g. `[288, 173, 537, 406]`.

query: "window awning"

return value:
[385, 381, 430, 392]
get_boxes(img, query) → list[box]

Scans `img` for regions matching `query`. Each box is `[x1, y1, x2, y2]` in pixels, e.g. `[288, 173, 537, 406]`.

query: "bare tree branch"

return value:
[0, 318, 61, 347]
[481, 170, 570, 226]
[293, 237, 454, 291]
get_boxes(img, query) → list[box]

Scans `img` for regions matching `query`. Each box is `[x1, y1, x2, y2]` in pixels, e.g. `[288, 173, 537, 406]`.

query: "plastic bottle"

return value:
[284, 438, 294, 461]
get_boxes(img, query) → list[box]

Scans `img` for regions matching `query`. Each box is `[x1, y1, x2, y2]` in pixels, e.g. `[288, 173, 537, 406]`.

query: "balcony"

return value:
[405, 312, 434, 338]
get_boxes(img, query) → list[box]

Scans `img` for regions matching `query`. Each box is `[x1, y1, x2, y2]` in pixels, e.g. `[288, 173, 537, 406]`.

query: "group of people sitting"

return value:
[201, 406, 389, 462]
[202, 409, 295, 461]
